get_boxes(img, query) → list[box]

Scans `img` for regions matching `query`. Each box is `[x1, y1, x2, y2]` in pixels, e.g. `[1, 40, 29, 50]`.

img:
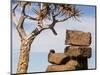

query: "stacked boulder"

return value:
[46, 30, 92, 72]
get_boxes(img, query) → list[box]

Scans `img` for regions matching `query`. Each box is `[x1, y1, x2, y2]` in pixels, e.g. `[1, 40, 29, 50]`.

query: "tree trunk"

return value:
[16, 39, 33, 73]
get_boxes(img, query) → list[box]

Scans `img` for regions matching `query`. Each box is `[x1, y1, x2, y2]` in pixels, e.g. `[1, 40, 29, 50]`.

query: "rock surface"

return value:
[64, 46, 91, 58]
[47, 60, 79, 72]
[48, 53, 69, 65]
[65, 30, 91, 46]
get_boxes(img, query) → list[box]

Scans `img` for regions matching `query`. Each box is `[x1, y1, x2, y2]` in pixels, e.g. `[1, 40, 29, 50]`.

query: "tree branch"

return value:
[48, 13, 58, 35]
[53, 10, 61, 17]
[25, 15, 37, 21]
[12, 3, 28, 39]
[16, 14, 26, 39]
[12, 4, 18, 25]
[56, 15, 72, 22]
[26, 27, 49, 41]
[47, 15, 75, 35]
[25, 3, 80, 40]
[27, 4, 58, 39]
[26, 13, 73, 40]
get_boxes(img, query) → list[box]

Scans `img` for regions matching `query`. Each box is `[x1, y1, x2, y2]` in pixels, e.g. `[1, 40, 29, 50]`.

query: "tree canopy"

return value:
[12, 2, 80, 38]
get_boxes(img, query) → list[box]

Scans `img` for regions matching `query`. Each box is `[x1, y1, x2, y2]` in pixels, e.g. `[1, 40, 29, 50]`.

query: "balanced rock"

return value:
[65, 30, 91, 46]
[64, 46, 91, 58]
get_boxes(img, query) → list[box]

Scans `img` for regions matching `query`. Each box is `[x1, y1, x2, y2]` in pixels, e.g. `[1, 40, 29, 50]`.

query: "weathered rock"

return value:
[46, 60, 79, 72]
[64, 46, 91, 58]
[65, 30, 91, 46]
[48, 49, 70, 65]
[48, 53, 69, 65]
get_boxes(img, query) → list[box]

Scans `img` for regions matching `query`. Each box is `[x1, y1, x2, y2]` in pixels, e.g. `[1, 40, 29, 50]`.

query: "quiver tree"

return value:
[12, 1, 80, 74]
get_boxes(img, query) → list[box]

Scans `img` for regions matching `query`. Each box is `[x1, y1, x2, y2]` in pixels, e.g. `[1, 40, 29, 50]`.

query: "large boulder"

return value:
[65, 30, 91, 46]
[46, 60, 79, 72]
[64, 46, 91, 58]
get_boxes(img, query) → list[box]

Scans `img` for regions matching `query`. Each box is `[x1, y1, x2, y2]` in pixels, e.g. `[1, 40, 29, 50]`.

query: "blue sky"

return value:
[12, 2, 96, 73]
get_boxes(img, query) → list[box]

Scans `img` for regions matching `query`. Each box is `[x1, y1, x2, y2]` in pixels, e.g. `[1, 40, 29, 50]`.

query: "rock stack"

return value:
[46, 30, 92, 72]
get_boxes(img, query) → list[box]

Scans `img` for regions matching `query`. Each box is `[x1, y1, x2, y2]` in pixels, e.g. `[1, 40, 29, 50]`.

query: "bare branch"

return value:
[12, 4, 18, 25]
[48, 14, 58, 35]
[56, 16, 72, 22]
[12, 2, 29, 39]
[26, 27, 49, 40]
[50, 27, 57, 35]
[26, 12, 77, 40]
[25, 15, 37, 21]
[25, 3, 80, 40]
[16, 14, 26, 38]
[53, 10, 61, 17]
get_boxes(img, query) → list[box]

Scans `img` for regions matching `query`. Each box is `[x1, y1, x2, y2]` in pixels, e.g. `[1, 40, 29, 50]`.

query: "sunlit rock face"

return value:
[64, 46, 91, 58]
[65, 30, 91, 46]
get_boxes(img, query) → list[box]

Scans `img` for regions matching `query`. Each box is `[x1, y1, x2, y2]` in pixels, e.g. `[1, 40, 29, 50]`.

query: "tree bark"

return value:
[16, 38, 33, 73]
